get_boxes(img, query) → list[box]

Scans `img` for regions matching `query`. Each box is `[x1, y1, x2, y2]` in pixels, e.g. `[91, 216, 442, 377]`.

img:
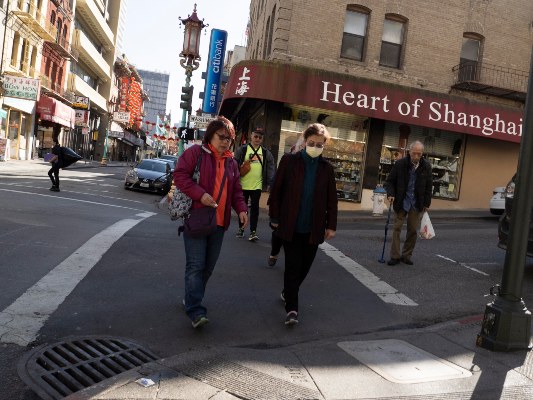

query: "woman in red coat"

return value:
[174, 116, 248, 328]
[268, 123, 338, 325]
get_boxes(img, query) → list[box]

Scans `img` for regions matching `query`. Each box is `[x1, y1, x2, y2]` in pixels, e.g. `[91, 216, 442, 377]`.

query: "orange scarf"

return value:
[208, 144, 232, 226]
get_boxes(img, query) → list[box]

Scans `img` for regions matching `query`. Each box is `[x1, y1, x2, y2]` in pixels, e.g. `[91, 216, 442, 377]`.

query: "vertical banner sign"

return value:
[202, 29, 227, 114]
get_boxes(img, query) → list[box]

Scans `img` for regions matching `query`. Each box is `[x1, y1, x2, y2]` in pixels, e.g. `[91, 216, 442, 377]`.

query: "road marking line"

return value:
[436, 254, 489, 276]
[0, 212, 155, 346]
[0, 188, 148, 212]
[319, 242, 418, 306]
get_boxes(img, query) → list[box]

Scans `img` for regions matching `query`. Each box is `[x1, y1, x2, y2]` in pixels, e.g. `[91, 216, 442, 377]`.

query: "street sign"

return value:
[190, 115, 215, 129]
[113, 111, 130, 123]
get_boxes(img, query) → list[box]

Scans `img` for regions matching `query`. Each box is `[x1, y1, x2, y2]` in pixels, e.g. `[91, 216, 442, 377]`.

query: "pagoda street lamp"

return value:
[101, 98, 116, 166]
[178, 4, 207, 156]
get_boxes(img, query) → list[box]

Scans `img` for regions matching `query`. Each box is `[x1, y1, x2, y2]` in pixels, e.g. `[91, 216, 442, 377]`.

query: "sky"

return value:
[122, 0, 251, 125]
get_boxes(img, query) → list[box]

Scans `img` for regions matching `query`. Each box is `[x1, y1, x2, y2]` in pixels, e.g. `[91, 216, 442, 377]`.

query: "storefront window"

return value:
[280, 105, 368, 202]
[379, 121, 464, 200]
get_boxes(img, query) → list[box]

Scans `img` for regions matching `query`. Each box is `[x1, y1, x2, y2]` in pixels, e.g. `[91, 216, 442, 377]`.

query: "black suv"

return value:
[497, 174, 533, 257]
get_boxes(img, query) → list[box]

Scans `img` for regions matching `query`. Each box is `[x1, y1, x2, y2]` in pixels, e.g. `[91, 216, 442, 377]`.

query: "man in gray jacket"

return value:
[234, 128, 276, 241]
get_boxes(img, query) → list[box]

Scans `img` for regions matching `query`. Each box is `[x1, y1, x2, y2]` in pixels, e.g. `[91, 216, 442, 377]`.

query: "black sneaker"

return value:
[285, 311, 298, 325]
[249, 231, 259, 242]
[50, 186, 60, 192]
[236, 228, 244, 238]
[268, 256, 278, 267]
[387, 258, 400, 266]
[192, 315, 209, 328]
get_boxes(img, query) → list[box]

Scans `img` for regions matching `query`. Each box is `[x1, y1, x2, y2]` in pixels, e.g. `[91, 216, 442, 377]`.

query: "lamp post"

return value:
[101, 98, 116, 166]
[179, 4, 207, 156]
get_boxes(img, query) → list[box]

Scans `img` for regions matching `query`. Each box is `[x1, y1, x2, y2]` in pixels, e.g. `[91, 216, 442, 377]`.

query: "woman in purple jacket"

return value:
[174, 116, 248, 328]
[268, 123, 338, 326]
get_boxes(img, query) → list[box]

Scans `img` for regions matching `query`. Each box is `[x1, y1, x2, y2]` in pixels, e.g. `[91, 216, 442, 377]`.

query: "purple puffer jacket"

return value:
[174, 144, 247, 230]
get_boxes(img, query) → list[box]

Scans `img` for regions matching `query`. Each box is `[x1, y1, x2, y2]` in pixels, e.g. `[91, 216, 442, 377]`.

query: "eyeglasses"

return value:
[252, 134, 263, 139]
[216, 133, 233, 143]
[307, 141, 325, 148]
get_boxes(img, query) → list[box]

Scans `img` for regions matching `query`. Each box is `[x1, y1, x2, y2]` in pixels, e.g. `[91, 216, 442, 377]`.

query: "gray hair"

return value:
[409, 140, 424, 151]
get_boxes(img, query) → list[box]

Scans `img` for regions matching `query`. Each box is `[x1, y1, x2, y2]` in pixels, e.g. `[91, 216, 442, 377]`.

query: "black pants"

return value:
[240, 189, 261, 232]
[271, 229, 283, 257]
[283, 232, 318, 313]
[48, 164, 60, 188]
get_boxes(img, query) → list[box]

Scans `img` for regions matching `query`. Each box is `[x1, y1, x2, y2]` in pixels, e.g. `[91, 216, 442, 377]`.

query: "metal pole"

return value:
[178, 68, 192, 156]
[101, 114, 110, 165]
[477, 46, 533, 351]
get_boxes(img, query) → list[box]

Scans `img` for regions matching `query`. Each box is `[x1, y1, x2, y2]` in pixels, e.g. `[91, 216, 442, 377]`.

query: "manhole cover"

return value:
[17, 336, 158, 400]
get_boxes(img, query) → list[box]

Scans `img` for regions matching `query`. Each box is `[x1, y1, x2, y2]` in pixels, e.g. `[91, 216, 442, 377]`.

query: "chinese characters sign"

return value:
[3, 75, 40, 101]
[223, 62, 524, 143]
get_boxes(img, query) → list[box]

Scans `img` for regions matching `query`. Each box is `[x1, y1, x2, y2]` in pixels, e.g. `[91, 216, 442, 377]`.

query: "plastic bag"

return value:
[419, 211, 435, 239]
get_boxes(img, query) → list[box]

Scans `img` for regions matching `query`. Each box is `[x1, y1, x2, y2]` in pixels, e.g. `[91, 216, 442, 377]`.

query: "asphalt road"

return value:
[0, 162, 528, 399]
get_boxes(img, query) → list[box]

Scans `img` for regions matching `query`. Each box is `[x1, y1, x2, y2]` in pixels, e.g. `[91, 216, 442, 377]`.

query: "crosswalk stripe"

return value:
[0, 212, 155, 346]
[319, 242, 418, 306]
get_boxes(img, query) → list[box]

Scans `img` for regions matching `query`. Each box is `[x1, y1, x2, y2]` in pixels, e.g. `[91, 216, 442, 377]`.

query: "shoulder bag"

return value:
[169, 152, 202, 221]
[183, 160, 228, 238]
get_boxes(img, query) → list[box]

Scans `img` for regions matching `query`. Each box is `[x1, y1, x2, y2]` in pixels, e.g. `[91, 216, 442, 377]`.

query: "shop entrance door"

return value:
[8, 110, 21, 160]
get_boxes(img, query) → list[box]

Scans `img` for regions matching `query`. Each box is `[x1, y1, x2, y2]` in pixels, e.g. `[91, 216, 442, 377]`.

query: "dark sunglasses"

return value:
[216, 133, 233, 143]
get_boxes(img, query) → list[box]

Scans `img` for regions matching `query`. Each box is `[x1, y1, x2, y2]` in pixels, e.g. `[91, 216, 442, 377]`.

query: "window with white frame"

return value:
[340, 7, 369, 61]
[459, 34, 483, 81]
[379, 16, 406, 69]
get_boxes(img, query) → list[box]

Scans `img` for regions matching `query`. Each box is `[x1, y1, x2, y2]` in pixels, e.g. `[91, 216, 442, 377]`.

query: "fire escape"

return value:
[451, 61, 529, 102]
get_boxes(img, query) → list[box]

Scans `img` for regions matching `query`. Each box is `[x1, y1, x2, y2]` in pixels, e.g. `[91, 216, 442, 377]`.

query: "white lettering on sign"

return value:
[236, 67, 251, 96]
[320, 80, 523, 138]
[211, 39, 224, 73]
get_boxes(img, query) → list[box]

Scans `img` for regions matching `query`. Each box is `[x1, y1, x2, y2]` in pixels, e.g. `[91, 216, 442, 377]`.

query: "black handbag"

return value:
[183, 160, 228, 238]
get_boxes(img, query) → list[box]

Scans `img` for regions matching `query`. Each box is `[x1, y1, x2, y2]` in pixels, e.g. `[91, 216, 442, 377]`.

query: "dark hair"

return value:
[303, 123, 330, 141]
[203, 116, 235, 144]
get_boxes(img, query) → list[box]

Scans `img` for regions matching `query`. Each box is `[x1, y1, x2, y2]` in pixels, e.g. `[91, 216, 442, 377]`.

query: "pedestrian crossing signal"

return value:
[178, 127, 196, 140]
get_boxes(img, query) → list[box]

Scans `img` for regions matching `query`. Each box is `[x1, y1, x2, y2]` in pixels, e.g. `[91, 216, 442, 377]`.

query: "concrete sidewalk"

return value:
[66, 315, 533, 400]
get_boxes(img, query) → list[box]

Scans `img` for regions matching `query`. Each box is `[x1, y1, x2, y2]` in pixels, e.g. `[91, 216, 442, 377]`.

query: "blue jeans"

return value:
[183, 226, 225, 320]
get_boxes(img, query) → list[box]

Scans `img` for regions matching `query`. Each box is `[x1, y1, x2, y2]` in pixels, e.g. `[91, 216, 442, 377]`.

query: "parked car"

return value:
[124, 159, 172, 194]
[159, 155, 178, 165]
[497, 174, 533, 257]
[154, 157, 177, 172]
[489, 186, 505, 215]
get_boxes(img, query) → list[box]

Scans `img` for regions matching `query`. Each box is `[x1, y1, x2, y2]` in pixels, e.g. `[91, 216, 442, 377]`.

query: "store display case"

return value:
[378, 145, 460, 200]
[427, 153, 459, 199]
[323, 138, 365, 202]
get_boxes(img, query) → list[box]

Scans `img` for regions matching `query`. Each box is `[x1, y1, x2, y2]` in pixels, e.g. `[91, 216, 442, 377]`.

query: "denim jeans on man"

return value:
[183, 226, 225, 321]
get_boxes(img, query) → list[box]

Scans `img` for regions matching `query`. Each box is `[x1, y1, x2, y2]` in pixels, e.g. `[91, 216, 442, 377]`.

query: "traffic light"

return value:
[180, 86, 193, 112]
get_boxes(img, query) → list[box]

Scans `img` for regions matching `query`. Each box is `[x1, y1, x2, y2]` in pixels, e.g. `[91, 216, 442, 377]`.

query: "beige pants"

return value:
[390, 209, 423, 260]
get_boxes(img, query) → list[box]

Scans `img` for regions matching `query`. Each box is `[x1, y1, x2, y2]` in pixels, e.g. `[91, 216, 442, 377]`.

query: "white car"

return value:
[489, 186, 505, 215]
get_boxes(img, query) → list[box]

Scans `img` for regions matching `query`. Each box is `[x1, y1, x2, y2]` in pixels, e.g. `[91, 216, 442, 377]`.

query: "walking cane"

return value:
[378, 202, 393, 263]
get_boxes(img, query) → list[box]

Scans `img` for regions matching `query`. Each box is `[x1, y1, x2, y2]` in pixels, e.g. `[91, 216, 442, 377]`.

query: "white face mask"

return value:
[306, 145, 323, 158]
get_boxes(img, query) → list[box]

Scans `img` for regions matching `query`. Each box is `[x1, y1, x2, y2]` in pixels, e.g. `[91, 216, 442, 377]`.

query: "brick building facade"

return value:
[221, 0, 533, 210]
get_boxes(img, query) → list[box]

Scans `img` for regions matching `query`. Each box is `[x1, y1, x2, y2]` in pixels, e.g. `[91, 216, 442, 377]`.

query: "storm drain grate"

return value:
[178, 356, 323, 400]
[17, 336, 158, 400]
